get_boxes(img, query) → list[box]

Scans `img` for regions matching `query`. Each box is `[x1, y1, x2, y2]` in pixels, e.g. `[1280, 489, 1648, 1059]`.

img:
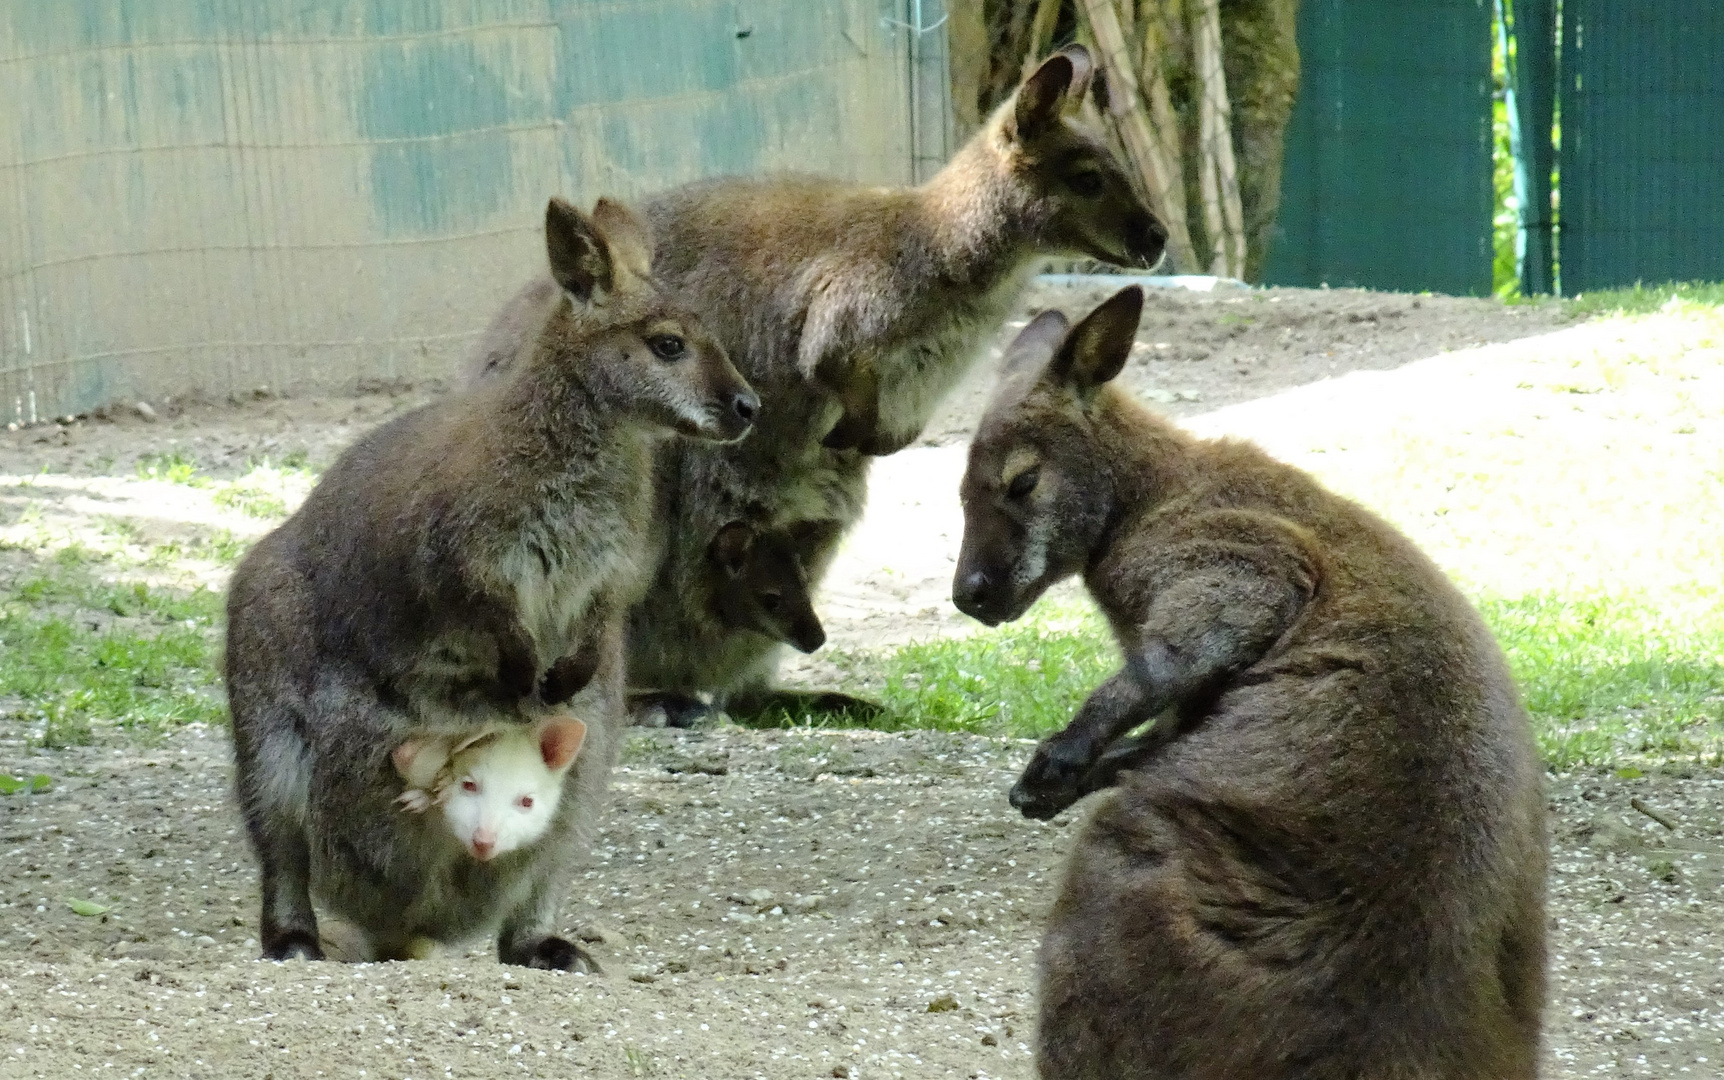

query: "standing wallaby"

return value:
[629, 45, 1159, 717]
[627, 516, 841, 728]
[954, 287, 1548, 1079]
[226, 196, 756, 968]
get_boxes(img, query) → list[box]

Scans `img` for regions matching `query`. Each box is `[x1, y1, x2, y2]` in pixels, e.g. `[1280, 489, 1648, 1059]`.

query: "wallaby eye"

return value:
[646, 334, 687, 361]
[1006, 468, 1040, 500]
[460, 779, 479, 794]
[759, 590, 783, 613]
[516, 795, 534, 811]
[1067, 171, 1105, 198]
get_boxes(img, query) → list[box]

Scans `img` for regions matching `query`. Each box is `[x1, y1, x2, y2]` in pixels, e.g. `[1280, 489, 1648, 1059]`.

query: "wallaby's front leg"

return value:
[1011, 670, 1167, 819]
[1012, 517, 1317, 819]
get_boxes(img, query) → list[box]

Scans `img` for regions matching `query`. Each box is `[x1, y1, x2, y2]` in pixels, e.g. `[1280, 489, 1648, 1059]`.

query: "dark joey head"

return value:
[953, 286, 1144, 625]
[535, 196, 759, 442]
[709, 520, 834, 654]
[1002, 47, 1167, 270]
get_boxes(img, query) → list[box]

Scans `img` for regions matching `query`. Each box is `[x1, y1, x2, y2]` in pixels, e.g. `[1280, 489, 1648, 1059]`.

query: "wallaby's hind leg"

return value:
[496, 877, 600, 973]
[252, 819, 323, 961]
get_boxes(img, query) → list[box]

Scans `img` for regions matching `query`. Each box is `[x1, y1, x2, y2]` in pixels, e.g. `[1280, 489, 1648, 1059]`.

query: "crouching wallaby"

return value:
[226, 196, 756, 968]
[627, 517, 840, 727]
[953, 287, 1548, 1079]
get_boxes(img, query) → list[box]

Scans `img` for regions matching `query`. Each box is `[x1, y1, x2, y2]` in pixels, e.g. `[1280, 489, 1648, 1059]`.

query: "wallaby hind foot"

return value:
[499, 934, 601, 973]
[629, 690, 715, 729]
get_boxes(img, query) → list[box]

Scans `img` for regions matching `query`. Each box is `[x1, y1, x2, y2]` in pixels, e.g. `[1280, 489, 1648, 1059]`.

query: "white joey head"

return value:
[392, 716, 588, 862]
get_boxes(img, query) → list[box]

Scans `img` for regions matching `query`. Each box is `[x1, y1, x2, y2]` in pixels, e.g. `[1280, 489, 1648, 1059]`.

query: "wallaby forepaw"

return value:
[540, 645, 601, 706]
[1009, 739, 1094, 820]
[261, 928, 325, 962]
[396, 788, 434, 813]
[502, 935, 601, 973]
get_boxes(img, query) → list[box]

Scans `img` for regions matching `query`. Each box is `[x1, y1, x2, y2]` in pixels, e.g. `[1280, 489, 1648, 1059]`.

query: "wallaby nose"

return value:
[730, 389, 760, 426]
[953, 568, 997, 621]
[791, 619, 826, 654]
[470, 834, 497, 861]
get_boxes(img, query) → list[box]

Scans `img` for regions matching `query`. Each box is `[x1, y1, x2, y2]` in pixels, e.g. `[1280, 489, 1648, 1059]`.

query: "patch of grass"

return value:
[1565, 281, 1724, 319]
[788, 604, 1118, 739]
[1, 568, 225, 742]
[135, 451, 204, 486]
[211, 457, 316, 520]
[0, 613, 224, 743]
[838, 588, 1723, 772]
[1482, 591, 1724, 770]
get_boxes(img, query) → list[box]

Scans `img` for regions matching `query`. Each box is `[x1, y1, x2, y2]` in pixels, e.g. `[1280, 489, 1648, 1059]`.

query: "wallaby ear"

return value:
[1000, 309, 1071, 382]
[545, 197, 613, 301]
[538, 716, 588, 772]
[1058, 44, 1094, 104]
[589, 197, 654, 283]
[710, 521, 755, 577]
[1013, 50, 1078, 139]
[392, 736, 450, 790]
[1047, 286, 1144, 396]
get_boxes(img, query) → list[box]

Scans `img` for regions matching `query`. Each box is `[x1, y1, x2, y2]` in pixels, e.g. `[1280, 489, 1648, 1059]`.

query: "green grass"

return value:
[210, 457, 316, 520]
[819, 587, 1724, 772]
[0, 570, 224, 746]
[135, 451, 204, 486]
[1565, 281, 1724, 319]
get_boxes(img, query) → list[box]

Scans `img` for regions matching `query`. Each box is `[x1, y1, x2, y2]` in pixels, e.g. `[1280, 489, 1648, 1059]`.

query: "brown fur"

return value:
[954, 288, 1548, 1079]
[225, 197, 756, 967]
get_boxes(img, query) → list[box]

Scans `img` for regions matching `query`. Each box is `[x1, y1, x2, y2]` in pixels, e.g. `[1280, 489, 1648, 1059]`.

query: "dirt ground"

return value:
[3, 282, 1721, 1079]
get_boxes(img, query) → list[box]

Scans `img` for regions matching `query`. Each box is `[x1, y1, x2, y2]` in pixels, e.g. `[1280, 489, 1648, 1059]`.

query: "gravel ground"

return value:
[2, 282, 1719, 1078]
[1, 726, 1720, 1079]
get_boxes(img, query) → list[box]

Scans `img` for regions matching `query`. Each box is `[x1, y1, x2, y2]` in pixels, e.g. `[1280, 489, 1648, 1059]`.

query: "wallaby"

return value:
[953, 287, 1548, 1079]
[627, 517, 840, 728]
[226, 196, 756, 968]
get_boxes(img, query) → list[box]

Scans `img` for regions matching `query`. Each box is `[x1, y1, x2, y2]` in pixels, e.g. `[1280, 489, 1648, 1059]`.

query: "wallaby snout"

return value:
[693, 360, 760, 443]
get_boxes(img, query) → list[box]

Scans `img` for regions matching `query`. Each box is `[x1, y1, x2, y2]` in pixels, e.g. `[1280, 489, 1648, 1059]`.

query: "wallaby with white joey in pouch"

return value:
[627, 517, 842, 727]
[226, 196, 756, 968]
[953, 287, 1547, 1079]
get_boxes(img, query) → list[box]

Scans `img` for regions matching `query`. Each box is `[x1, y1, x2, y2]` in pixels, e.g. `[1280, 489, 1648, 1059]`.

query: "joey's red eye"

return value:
[517, 796, 534, 811]
[461, 779, 479, 793]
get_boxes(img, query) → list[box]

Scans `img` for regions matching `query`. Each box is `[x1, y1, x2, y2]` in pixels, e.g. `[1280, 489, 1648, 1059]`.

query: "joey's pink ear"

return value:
[392, 737, 449, 790]
[539, 717, 588, 772]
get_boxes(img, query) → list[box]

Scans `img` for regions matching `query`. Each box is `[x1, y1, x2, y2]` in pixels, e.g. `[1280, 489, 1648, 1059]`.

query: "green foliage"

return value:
[1564, 281, 1724, 319]
[0, 570, 225, 741]
[1482, 591, 1724, 770]
[134, 451, 203, 486]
